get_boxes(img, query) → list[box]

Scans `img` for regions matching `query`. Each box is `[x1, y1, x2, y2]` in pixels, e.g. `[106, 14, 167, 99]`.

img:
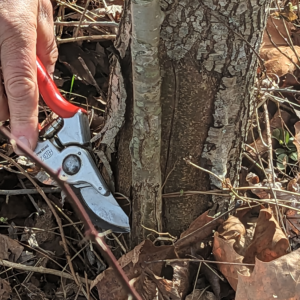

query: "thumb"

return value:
[0, 1, 39, 152]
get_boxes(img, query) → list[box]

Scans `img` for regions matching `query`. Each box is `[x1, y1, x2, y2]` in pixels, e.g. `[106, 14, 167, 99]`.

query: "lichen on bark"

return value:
[130, 0, 165, 244]
[159, 0, 271, 235]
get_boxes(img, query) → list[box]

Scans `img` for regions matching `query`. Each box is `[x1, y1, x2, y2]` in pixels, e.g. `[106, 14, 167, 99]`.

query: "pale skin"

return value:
[0, 0, 58, 154]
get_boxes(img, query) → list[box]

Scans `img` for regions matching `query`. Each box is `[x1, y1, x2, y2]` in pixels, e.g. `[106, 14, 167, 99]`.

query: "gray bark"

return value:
[130, 0, 165, 243]
[160, 0, 270, 236]
[113, 0, 271, 243]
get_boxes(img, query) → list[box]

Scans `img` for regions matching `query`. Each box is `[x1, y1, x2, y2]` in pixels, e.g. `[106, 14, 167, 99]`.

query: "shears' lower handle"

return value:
[36, 57, 87, 118]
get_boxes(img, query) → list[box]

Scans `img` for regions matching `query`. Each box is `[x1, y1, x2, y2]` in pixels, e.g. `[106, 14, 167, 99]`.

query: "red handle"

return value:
[36, 57, 87, 118]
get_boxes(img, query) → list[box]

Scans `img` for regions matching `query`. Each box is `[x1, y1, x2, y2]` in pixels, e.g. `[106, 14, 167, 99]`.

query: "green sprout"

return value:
[272, 128, 298, 170]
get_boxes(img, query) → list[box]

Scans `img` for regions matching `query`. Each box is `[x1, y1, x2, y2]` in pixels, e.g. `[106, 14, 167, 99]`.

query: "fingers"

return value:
[0, 72, 9, 122]
[37, 0, 58, 77]
[0, 0, 39, 152]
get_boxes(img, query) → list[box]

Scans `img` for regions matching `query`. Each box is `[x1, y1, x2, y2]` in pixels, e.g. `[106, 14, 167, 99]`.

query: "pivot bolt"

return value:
[62, 155, 81, 175]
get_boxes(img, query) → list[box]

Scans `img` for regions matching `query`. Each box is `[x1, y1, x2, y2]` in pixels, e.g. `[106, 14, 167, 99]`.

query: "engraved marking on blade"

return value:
[42, 150, 54, 160]
[36, 144, 53, 161]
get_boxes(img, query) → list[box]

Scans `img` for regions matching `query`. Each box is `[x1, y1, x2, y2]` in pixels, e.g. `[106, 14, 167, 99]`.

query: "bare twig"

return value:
[18, 177, 43, 215]
[54, 21, 118, 27]
[0, 151, 80, 286]
[0, 259, 89, 284]
[147, 258, 255, 266]
[0, 187, 61, 195]
[74, 0, 91, 38]
[0, 127, 142, 300]
[57, 35, 116, 44]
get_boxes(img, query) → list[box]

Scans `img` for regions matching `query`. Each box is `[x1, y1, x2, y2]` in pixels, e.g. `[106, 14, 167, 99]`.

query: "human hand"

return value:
[0, 0, 58, 153]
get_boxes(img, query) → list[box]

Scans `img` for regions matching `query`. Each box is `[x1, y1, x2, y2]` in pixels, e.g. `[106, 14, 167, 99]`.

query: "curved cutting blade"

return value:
[72, 184, 130, 233]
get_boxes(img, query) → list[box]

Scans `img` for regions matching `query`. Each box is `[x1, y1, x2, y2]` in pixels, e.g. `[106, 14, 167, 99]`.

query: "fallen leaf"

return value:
[0, 234, 23, 262]
[92, 240, 177, 299]
[262, 17, 295, 47]
[272, 3, 298, 22]
[260, 46, 300, 78]
[243, 208, 289, 264]
[236, 247, 300, 300]
[246, 172, 300, 205]
[213, 207, 289, 291]
[175, 210, 223, 256]
[213, 232, 251, 290]
[0, 278, 11, 300]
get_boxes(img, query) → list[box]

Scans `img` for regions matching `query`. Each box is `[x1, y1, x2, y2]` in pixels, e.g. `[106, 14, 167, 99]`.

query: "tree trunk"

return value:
[113, 0, 271, 246]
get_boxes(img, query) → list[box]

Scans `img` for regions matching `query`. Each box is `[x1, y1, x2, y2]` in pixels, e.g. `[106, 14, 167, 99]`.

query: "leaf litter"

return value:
[2, 1, 300, 300]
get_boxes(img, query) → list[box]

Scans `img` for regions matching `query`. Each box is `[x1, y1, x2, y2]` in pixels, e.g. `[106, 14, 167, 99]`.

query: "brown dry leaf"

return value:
[213, 232, 251, 290]
[243, 208, 289, 264]
[285, 208, 300, 240]
[213, 207, 288, 290]
[0, 234, 23, 262]
[262, 17, 295, 47]
[272, 3, 298, 22]
[92, 240, 177, 299]
[246, 173, 271, 199]
[236, 247, 300, 300]
[246, 172, 300, 204]
[175, 210, 223, 256]
[0, 279, 11, 300]
[260, 46, 300, 78]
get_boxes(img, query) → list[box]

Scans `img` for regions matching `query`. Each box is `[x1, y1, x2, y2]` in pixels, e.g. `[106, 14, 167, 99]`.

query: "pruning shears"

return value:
[33, 57, 130, 233]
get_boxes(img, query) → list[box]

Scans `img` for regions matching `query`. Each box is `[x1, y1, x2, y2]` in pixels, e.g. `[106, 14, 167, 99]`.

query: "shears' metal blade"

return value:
[72, 184, 130, 233]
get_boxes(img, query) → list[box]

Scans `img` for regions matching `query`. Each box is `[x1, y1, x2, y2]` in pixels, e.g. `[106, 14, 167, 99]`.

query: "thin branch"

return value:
[146, 258, 255, 267]
[0, 259, 89, 284]
[0, 127, 142, 300]
[57, 35, 116, 44]
[0, 187, 61, 195]
[0, 151, 80, 286]
[54, 21, 118, 27]
[74, 0, 91, 38]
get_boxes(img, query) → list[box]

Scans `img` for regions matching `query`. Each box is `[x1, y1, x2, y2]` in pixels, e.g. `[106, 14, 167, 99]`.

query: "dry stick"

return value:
[101, 0, 116, 23]
[17, 177, 43, 215]
[56, 0, 96, 22]
[0, 128, 142, 300]
[85, 272, 91, 300]
[74, 0, 91, 38]
[0, 152, 80, 286]
[57, 35, 116, 44]
[0, 259, 89, 284]
[78, 57, 104, 99]
[0, 187, 61, 195]
[54, 21, 118, 27]
[66, 239, 96, 277]
[147, 258, 255, 267]
[263, 102, 286, 234]
[259, 87, 300, 95]
[191, 262, 202, 300]
[49, 198, 106, 267]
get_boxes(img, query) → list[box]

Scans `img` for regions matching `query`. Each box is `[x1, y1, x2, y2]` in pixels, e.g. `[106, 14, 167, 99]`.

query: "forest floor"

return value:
[0, 1, 299, 300]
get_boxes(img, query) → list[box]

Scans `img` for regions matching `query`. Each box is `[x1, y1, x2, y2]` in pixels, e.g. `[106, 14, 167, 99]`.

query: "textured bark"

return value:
[114, 0, 271, 244]
[129, 0, 165, 244]
[160, 0, 271, 236]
